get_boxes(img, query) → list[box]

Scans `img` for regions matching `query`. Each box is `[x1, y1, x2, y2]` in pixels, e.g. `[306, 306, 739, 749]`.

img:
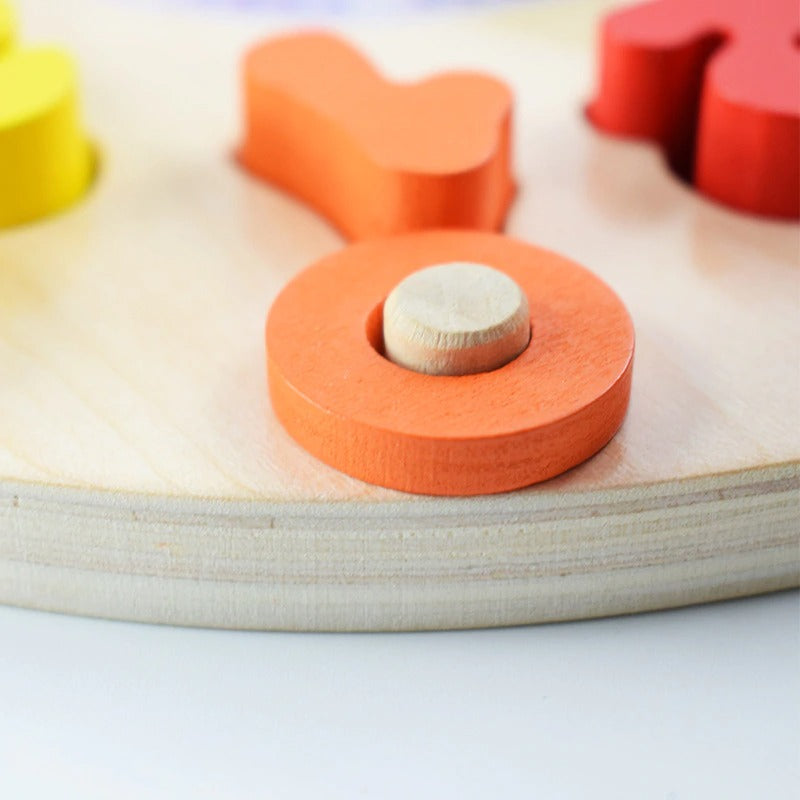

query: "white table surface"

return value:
[1, 592, 797, 799]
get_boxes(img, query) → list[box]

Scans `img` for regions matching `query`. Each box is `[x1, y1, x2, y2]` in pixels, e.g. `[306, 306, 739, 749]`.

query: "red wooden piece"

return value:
[589, 0, 800, 219]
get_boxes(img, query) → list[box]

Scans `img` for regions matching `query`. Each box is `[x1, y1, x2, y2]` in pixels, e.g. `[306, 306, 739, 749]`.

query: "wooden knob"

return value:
[382, 262, 531, 376]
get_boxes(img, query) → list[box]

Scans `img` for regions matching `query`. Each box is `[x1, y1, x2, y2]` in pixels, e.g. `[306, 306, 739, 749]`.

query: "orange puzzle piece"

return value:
[238, 32, 516, 239]
[267, 230, 634, 496]
[589, 0, 800, 219]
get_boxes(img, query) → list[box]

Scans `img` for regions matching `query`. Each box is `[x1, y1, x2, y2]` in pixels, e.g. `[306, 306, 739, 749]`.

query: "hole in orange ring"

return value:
[365, 300, 386, 357]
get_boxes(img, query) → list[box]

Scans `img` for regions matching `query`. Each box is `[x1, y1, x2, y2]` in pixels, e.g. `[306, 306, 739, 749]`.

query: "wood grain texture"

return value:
[382, 261, 531, 376]
[0, 0, 798, 629]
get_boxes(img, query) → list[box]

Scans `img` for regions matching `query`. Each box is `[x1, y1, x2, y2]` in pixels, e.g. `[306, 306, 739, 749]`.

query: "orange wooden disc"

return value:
[266, 231, 635, 496]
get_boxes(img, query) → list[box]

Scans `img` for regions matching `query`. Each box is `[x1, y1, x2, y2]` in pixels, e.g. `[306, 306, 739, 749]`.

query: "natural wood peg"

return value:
[382, 262, 531, 376]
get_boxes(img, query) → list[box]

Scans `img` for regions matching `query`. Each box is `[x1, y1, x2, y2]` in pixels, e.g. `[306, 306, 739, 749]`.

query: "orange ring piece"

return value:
[267, 231, 635, 496]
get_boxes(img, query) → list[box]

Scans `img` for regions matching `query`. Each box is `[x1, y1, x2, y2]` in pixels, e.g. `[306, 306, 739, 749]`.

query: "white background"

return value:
[1, 592, 798, 799]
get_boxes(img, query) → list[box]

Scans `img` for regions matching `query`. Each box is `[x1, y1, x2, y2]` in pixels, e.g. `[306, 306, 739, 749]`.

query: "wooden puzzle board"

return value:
[0, 0, 798, 630]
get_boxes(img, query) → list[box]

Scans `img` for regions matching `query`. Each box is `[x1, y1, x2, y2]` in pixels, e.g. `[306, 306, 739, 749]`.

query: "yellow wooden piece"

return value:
[0, 47, 92, 228]
[0, 1, 14, 54]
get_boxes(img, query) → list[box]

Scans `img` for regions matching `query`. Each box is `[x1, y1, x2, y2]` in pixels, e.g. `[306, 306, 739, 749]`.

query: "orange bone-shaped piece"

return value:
[238, 32, 516, 240]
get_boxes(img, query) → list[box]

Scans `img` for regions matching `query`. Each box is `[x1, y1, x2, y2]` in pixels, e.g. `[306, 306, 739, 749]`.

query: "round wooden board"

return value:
[1, 0, 798, 630]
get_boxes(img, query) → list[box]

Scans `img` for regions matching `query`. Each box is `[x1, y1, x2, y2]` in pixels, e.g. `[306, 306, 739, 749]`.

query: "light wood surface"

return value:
[0, 0, 798, 629]
[382, 261, 531, 376]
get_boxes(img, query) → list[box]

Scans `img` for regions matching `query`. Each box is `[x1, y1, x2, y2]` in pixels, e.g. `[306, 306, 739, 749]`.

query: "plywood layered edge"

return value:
[1, 462, 797, 630]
